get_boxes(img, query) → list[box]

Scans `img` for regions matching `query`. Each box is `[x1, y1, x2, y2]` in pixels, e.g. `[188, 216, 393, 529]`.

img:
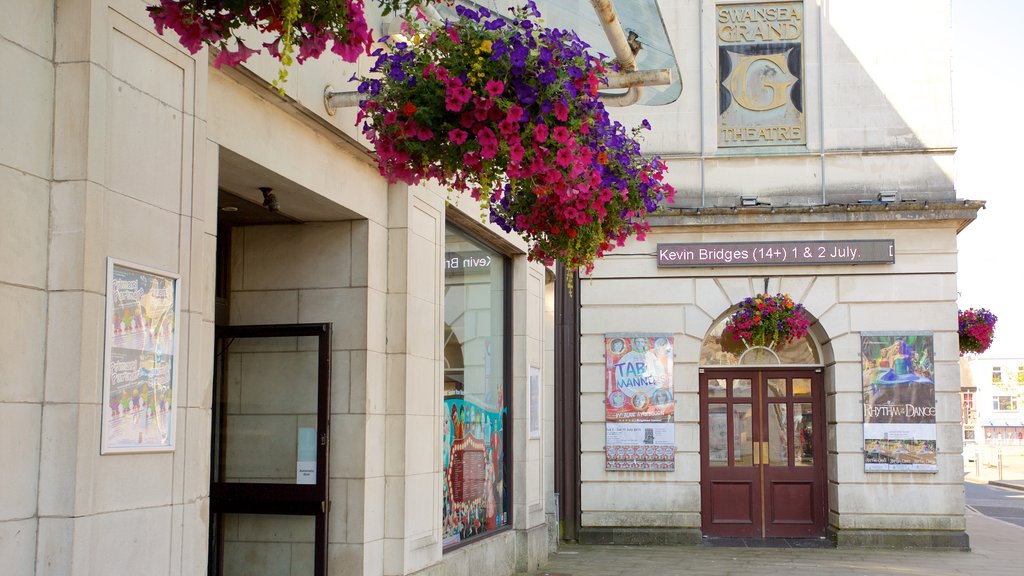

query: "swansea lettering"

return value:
[717, 2, 805, 147]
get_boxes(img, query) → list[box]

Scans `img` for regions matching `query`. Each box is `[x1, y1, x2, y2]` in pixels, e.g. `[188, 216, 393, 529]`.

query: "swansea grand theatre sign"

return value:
[718, 2, 805, 147]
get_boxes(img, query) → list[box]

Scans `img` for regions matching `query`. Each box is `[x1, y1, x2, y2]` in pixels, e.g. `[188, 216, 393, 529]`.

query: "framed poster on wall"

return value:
[101, 258, 181, 454]
[604, 334, 676, 471]
[861, 332, 937, 472]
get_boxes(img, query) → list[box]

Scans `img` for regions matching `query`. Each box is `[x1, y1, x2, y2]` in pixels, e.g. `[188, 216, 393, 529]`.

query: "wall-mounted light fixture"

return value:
[740, 196, 759, 207]
[259, 187, 280, 212]
[878, 190, 899, 203]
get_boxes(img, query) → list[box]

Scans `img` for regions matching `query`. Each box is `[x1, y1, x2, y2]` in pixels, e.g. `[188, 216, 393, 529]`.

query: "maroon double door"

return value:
[700, 369, 827, 538]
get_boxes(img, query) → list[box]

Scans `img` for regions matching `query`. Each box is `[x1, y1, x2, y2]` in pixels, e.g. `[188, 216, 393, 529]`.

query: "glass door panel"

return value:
[766, 403, 788, 466]
[220, 514, 315, 576]
[220, 337, 320, 485]
[733, 404, 754, 466]
[766, 378, 786, 397]
[211, 324, 330, 576]
[794, 403, 814, 466]
[708, 404, 729, 466]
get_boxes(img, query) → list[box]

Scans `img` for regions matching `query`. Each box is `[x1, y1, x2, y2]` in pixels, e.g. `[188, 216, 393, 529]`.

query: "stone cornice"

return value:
[649, 200, 986, 233]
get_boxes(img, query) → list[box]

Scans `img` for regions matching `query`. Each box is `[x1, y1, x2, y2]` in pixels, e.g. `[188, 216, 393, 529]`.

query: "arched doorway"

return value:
[698, 314, 828, 539]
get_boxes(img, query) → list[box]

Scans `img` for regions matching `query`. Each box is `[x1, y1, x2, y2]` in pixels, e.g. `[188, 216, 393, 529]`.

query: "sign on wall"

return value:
[717, 2, 805, 147]
[101, 259, 180, 454]
[861, 333, 937, 472]
[605, 335, 676, 471]
[529, 365, 541, 439]
[657, 240, 895, 268]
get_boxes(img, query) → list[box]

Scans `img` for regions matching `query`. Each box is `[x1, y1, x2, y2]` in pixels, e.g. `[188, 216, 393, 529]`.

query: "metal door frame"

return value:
[209, 322, 332, 575]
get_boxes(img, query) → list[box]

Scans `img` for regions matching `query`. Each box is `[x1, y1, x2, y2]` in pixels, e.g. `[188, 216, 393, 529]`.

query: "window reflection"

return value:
[767, 403, 788, 466]
[443, 225, 508, 547]
[733, 404, 754, 466]
[794, 403, 813, 466]
[708, 404, 728, 467]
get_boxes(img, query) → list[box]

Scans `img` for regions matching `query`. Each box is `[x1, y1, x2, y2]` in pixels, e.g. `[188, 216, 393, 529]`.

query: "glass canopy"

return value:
[440, 0, 682, 105]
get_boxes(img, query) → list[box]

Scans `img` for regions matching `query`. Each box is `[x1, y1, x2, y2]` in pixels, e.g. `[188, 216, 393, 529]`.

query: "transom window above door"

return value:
[701, 312, 820, 367]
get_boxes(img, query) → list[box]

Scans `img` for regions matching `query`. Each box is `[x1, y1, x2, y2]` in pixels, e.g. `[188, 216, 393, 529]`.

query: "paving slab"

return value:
[522, 510, 1024, 576]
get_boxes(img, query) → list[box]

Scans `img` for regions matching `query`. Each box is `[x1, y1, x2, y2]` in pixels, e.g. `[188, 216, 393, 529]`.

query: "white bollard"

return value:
[998, 452, 1004, 481]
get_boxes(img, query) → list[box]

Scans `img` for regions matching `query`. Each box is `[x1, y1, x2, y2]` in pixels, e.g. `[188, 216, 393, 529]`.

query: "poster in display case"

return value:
[861, 332, 937, 472]
[101, 259, 180, 454]
[604, 334, 676, 471]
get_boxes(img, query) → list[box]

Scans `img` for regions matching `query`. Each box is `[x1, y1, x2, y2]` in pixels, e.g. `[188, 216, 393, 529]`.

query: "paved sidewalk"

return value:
[524, 448, 1024, 575]
[524, 510, 1023, 576]
[964, 444, 1024, 491]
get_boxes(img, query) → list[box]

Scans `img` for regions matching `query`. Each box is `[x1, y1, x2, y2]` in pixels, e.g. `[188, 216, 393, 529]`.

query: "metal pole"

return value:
[998, 451, 1004, 481]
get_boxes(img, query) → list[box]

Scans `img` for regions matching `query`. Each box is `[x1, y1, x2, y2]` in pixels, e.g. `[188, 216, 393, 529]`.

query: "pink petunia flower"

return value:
[553, 102, 569, 122]
[555, 147, 574, 167]
[485, 79, 505, 98]
[509, 142, 525, 164]
[533, 124, 549, 143]
[214, 40, 258, 68]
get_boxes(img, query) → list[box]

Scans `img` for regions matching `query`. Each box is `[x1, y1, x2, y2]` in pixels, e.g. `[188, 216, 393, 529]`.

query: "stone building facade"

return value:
[558, 0, 979, 548]
[2, 1, 551, 575]
[1, 1, 978, 575]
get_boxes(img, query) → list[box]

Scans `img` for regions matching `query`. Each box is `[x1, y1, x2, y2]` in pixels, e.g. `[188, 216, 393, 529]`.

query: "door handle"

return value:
[750, 441, 770, 466]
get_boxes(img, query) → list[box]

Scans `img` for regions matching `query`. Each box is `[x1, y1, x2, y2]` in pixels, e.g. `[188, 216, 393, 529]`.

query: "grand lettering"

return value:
[725, 52, 796, 112]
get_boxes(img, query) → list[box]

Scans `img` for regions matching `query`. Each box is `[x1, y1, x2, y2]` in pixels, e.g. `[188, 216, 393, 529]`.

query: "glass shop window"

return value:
[442, 223, 510, 548]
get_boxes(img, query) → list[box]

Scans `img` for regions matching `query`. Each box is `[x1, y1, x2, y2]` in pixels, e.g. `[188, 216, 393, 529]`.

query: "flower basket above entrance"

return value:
[958, 307, 997, 356]
[355, 2, 675, 275]
[724, 293, 810, 349]
[146, 0, 393, 68]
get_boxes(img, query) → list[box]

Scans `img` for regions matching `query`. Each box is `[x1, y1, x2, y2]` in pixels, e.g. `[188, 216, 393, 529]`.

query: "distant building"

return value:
[960, 357, 1024, 445]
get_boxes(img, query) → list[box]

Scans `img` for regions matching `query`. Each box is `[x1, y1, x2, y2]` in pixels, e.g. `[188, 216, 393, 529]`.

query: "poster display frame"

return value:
[101, 258, 181, 454]
[529, 365, 541, 439]
[604, 333, 676, 471]
[860, 331, 937, 473]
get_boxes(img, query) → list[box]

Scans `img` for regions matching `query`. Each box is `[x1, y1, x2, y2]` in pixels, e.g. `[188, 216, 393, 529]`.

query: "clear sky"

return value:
[952, 0, 1023, 359]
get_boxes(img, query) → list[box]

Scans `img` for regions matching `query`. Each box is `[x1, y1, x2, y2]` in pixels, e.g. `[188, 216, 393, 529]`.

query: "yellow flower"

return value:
[479, 40, 492, 53]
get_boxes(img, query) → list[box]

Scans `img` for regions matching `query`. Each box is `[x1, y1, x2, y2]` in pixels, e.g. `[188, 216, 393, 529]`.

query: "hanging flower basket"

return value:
[355, 2, 675, 275]
[147, 0, 390, 69]
[724, 293, 810, 348]
[958, 307, 996, 355]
